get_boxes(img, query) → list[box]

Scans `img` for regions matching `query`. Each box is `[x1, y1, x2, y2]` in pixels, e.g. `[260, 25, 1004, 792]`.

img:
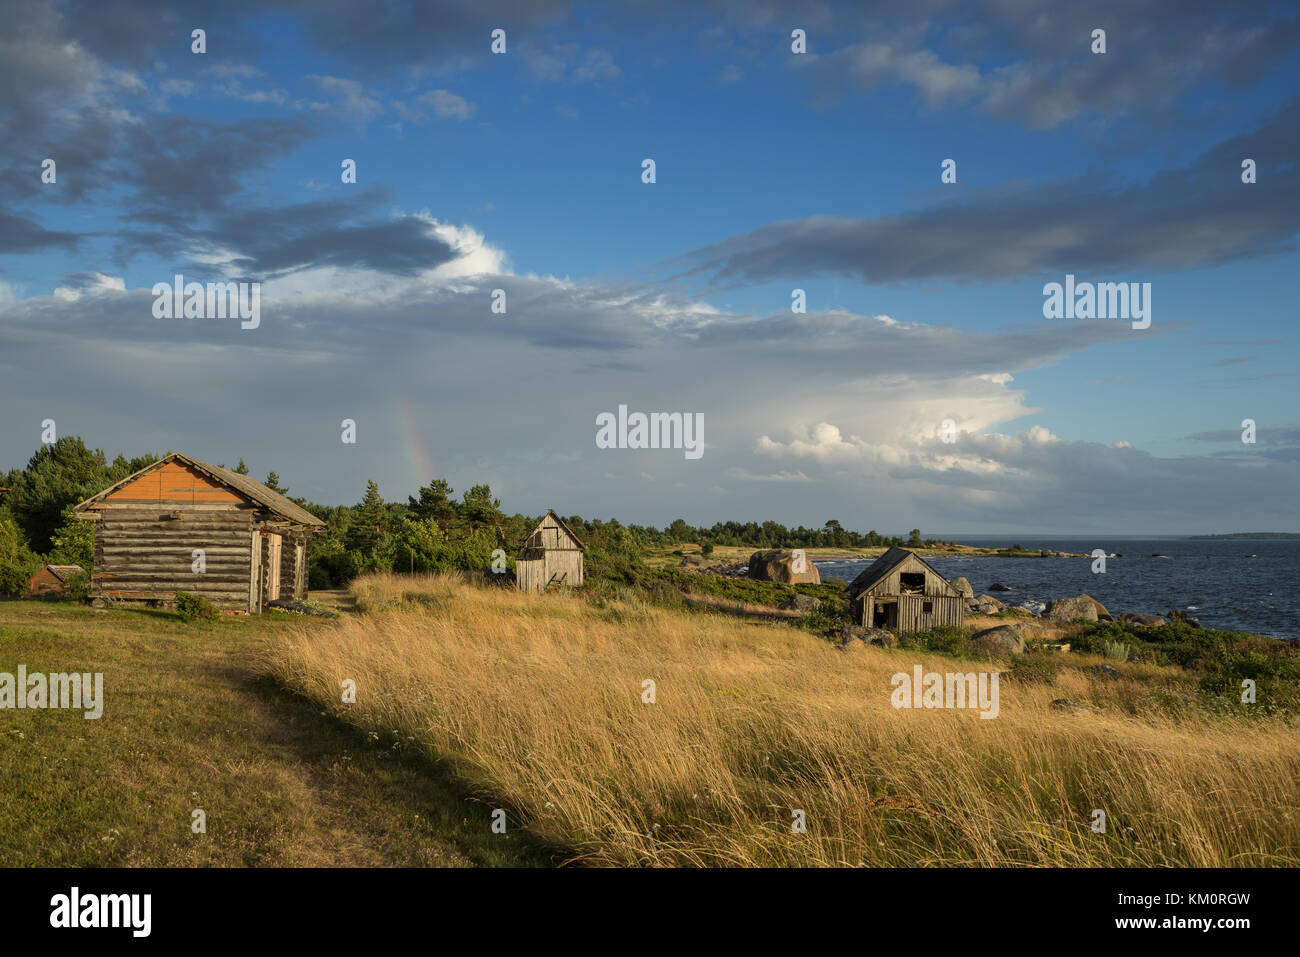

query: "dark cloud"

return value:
[792, 0, 1300, 129]
[110, 188, 460, 277]
[0, 209, 82, 255]
[676, 100, 1300, 287]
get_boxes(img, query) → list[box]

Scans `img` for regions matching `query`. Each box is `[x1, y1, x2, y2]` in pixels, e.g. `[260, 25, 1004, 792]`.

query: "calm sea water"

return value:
[813, 538, 1300, 639]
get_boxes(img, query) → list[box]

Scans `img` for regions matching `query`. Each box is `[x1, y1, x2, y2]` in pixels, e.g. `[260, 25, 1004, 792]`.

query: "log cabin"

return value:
[72, 453, 325, 613]
[515, 510, 584, 592]
[844, 547, 964, 633]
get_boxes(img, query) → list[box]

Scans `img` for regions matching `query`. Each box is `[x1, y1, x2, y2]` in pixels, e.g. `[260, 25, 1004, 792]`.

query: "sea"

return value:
[812, 538, 1299, 639]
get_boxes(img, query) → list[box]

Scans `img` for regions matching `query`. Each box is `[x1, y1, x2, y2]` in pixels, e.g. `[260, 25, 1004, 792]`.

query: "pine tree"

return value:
[347, 480, 388, 554]
[265, 471, 288, 494]
[408, 478, 456, 530]
[235, 459, 250, 475]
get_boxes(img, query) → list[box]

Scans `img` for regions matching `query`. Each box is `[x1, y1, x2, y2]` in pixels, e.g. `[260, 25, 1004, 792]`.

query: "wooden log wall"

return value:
[93, 509, 254, 609]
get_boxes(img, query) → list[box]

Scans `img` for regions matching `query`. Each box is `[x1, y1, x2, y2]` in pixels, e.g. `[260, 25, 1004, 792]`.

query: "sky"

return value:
[1, 0, 1298, 537]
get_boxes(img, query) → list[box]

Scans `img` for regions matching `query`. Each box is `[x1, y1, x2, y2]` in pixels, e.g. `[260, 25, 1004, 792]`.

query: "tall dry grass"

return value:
[263, 572, 1300, 866]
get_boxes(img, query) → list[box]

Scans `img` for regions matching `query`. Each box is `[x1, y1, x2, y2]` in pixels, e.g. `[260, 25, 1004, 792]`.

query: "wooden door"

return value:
[267, 533, 282, 601]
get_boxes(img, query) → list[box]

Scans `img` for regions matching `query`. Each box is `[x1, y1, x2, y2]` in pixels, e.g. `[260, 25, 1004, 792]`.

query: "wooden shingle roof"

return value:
[845, 547, 952, 599]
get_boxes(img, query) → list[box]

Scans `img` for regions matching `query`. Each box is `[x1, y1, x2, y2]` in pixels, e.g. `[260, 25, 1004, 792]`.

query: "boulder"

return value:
[1092, 664, 1121, 681]
[951, 576, 974, 599]
[747, 549, 821, 584]
[1010, 604, 1040, 617]
[1045, 595, 1100, 623]
[968, 625, 1026, 656]
[989, 583, 1015, 592]
[778, 594, 822, 614]
[837, 638, 864, 651]
[866, 629, 898, 648]
[1120, 612, 1166, 627]
[967, 594, 1006, 615]
[1083, 595, 1112, 620]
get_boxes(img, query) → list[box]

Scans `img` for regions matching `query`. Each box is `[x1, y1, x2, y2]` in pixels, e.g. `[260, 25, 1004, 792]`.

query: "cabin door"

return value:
[266, 533, 282, 601]
[873, 600, 897, 629]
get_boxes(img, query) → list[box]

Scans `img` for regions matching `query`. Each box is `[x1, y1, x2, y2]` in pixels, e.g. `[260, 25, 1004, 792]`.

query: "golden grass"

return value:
[263, 572, 1300, 867]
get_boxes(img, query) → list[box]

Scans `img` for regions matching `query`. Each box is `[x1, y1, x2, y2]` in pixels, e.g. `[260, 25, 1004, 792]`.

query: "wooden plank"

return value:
[250, 530, 261, 614]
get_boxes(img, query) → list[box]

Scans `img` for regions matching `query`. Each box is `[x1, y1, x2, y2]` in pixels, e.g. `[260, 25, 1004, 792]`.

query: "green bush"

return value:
[174, 591, 220, 623]
[900, 626, 971, 658]
[1005, 654, 1062, 684]
[58, 570, 92, 603]
[1102, 639, 1131, 661]
[0, 560, 33, 597]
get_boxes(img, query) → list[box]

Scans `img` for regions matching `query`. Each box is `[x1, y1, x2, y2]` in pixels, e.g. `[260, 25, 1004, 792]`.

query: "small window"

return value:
[923, 600, 934, 614]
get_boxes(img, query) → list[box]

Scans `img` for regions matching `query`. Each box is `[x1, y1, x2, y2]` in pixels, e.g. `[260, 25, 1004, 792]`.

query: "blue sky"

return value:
[2, 0, 1299, 535]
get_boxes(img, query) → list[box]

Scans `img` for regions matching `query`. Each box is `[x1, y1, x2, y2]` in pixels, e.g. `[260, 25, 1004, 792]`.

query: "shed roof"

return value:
[518, 510, 585, 552]
[845, 547, 951, 599]
[73, 453, 325, 528]
[37, 564, 84, 582]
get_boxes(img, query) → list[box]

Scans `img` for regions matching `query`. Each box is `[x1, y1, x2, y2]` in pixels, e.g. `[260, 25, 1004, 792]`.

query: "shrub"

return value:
[58, 570, 92, 603]
[1102, 639, 1131, 661]
[900, 626, 971, 658]
[0, 560, 33, 597]
[174, 590, 220, 623]
[1005, 654, 1061, 684]
[700, 542, 715, 558]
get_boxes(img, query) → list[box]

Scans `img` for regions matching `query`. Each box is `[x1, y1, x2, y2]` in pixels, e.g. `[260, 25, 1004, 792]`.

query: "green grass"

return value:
[0, 599, 552, 867]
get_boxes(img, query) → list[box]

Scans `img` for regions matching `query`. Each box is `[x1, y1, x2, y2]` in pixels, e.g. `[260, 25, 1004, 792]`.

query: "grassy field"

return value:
[0, 597, 549, 866]
[4, 572, 1296, 867]
[264, 573, 1300, 867]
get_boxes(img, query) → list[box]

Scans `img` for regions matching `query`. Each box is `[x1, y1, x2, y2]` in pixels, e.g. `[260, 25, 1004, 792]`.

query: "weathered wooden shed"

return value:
[845, 546, 964, 633]
[28, 564, 84, 597]
[72, 453, 325, 613]
[515, 510, 584, 593]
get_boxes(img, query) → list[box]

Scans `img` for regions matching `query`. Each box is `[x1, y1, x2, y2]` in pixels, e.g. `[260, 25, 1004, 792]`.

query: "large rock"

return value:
[989, 583, 1015, 592]
[778, 594, 822, 613]
[951, 576, 974, 599]
[967, 593, 1005, 615]
[865, 629, 898, 648]
[968, 625, 1026, 656]
[1121, 612, 1166, 627]
[1045, 595, 1103, 623]
[747, 549, 821, 584]
[832, 626, 895, 647]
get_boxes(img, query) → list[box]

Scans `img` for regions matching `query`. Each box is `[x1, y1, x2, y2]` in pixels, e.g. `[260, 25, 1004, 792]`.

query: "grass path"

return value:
[0, 600, 550, 867]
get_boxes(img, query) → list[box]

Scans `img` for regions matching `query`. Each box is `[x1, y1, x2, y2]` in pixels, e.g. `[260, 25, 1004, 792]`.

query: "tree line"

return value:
[0, 437, 947, 593]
